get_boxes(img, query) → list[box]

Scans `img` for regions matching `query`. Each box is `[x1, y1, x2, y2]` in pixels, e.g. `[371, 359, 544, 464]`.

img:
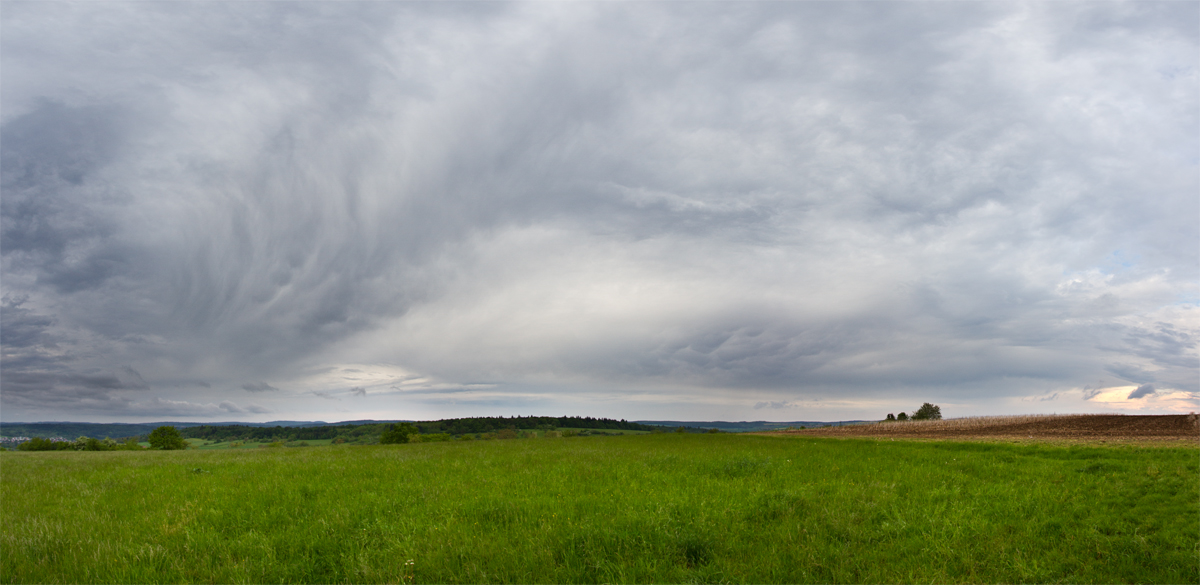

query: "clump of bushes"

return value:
[17, 437, 73, 451]
[380, 423, 420, 444]
[18, 436, 144, 451]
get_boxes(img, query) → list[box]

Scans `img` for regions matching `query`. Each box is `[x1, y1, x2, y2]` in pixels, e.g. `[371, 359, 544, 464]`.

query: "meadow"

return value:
[2, 433, 1196, 584]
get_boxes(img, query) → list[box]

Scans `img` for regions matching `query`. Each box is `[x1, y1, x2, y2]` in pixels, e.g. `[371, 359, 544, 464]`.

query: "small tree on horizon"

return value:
[896, 412, 909, 421]
[148, 426, 187, 450]
[912, 403, 943, 420]
[885, 413, 896, 421]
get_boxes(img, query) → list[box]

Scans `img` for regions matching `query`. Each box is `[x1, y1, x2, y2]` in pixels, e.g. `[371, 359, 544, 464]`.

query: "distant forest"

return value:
[184, 416, 657, 442]
[2, 416, 663, 445]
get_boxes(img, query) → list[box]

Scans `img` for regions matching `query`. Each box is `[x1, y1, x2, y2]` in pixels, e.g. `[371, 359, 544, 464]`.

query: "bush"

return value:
[380, 423, 419, 444]
[912, 403, 942, 420]
[885, 413, 896, 421]
[17, 437, 71, 451]
[417, 433, 452, 442]
[72, 437, 120, 451]
[148, 426, 188, 450]
[896, 412, 909, 421]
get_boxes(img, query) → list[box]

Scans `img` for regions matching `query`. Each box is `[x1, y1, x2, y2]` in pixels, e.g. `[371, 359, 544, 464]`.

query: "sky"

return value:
[1, 2, 1197, 424]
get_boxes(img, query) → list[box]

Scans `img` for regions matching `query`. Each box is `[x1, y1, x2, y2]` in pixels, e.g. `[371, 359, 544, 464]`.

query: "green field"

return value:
[2, 434, 1195, 583]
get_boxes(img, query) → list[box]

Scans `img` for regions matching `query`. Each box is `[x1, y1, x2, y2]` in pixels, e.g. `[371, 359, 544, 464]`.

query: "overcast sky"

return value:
[1, 2, 1196, 423]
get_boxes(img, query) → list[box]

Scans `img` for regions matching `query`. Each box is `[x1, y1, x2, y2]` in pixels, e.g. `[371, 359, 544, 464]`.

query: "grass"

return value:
[2, 434, 1196, 583]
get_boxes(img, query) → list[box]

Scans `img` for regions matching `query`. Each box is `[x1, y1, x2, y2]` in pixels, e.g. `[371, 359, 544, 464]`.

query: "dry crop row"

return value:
[773, 414, 1200, 443]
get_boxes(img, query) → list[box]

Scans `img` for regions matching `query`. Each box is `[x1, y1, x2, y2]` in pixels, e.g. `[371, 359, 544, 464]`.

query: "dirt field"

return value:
[769, 414, 1200, 444]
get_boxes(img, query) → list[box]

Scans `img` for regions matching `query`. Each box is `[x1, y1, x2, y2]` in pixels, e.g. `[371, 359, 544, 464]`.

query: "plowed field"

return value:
[772, 414, 1200, 444]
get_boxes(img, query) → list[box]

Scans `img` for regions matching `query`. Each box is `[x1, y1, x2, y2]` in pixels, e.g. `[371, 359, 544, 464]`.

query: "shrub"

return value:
[419, 433, 452, 442]
[148, 426, 188, 450]
[17, 437, 71, 451]
[380, 423, 419, 444]
[115, 437, 143, 450]
[912, 403, 942, 420]
[896, 412, 909, 421]
[885, 413, 896, 421]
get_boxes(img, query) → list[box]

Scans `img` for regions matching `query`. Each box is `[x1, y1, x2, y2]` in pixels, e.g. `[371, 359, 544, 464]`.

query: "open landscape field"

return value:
[2, 431, 1196, 584]
[772, 414, 1200, 444]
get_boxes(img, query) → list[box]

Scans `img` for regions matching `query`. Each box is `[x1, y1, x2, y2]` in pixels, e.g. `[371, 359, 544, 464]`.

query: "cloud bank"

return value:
[2, 2, 1196, 422]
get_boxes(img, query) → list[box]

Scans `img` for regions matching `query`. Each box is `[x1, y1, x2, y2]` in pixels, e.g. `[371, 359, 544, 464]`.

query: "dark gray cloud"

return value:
[1128, 384, 1156, 400]
[1, 2, 1196, 422]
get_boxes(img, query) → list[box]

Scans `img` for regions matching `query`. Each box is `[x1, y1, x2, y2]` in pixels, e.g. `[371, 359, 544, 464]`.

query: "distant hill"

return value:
[636, 420, 875, 432]
[1, 417, 876, 440]
[0, 416, 647, 440]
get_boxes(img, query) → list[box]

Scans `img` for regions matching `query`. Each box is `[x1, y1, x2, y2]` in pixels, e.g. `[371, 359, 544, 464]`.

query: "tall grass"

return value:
[2, 434, 1196, 583]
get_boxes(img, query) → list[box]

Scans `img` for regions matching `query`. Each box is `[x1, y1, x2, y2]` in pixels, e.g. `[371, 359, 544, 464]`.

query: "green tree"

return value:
[885, 413, 896, 421]
[896, 412, 909, 421]
[380, 422, 419, 444]
[148, 426, 188, 450]
[912, 403, 942, 420]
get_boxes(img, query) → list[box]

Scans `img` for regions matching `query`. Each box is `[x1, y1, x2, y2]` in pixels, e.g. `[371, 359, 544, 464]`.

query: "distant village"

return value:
[0, 436, 68, 446]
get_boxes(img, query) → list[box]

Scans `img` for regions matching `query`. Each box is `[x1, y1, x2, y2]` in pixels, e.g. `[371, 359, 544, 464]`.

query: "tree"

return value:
[148, 426, 188, 450]
[380, 422, 419, 444]
[885, 413, 896, 421]
[896, 412, 909, 421]
[912, 403, 942, 421]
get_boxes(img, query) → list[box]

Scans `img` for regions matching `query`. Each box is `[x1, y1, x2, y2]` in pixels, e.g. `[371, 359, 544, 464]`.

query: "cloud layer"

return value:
[2, 2, 1196, 422]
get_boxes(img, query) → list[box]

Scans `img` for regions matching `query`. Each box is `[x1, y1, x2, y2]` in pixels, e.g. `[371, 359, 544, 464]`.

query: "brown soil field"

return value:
[767, 414, 1200, 444]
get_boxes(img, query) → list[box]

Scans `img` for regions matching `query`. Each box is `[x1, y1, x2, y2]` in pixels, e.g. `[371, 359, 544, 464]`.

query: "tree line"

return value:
[181, 416, 655, 442]
[4, 416, 660, 450]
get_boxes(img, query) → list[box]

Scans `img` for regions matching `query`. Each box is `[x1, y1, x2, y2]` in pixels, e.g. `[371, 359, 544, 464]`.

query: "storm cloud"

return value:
[1, 2, 1196, 422]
